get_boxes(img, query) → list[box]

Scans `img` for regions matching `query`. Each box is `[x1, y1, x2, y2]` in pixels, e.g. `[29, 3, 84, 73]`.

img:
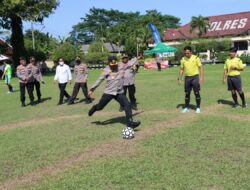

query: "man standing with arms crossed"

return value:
[178, 46, 204, 113]
[223, 47, 247, 108]
[16, 57, 35, 107]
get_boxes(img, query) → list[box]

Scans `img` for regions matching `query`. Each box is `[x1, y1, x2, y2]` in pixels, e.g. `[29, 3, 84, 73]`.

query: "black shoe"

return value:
[67, 101, 74, 105]
[85, 99, 92, 104]
[88, 105, 96, 116]
[30, 101, 35, 106]
[242, 103, 247, 108]
[131, 104, 138, 111]
[57, 102, 63, 106]
[119, 106, 124, 112]
[21, 102, 25, 107]
[37, 98, 41, 103]
[128, 120, 141, 129]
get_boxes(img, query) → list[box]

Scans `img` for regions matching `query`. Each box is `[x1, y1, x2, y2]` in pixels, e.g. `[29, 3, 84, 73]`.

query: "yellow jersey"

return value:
[224, 57, 244, 76]
[180, 55, 202, 76]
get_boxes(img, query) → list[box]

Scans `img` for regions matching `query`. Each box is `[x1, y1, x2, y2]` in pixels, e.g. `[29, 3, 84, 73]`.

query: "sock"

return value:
[239, 92, 246, 105]
[232, 92, 238, 104]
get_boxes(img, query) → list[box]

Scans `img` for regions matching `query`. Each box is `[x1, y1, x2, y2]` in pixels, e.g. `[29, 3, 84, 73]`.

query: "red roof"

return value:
[0, 38, 12, 55]
[164, 11, 250, 41]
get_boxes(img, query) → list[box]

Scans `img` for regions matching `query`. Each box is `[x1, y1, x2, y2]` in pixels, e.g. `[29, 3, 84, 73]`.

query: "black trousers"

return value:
[34, 80, 41, 100]
[70, 82, 91, 101]
[20, 82, 34, 103]
[95, 93, 132, 125]
[124, 85, 136, 105]
[156, 62, 161, 71]
[58, 83, 70, 103]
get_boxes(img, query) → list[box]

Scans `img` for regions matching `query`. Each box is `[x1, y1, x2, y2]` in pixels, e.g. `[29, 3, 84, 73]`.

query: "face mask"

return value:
[109, 64, 118, 71]
[59, 61, 64, 66]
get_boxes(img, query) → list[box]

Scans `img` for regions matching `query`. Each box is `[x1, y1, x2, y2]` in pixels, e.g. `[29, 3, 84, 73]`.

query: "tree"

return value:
[0, 0, 59, 67]
[52, 42, 82, 64]
[190, 15, 210, 37]
[83, 42, 110, 64]
[24, 29, 59, 60]
[71, 7, 180, 54]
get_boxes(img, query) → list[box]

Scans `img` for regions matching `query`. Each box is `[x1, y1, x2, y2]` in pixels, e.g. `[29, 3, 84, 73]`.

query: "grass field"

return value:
[0, 65, 250, 190]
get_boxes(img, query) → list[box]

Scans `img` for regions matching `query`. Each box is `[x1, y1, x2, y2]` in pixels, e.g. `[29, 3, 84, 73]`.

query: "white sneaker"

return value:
[182, 107, 189, 113]
[196, 108, 201, 113]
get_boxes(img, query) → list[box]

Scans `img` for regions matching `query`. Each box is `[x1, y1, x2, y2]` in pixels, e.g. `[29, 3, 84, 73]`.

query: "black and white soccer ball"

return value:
[122, 127, 135, 139]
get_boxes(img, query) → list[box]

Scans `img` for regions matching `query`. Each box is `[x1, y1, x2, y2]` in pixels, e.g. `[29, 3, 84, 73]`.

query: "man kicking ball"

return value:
[88, 56, 140, 129]
[178, 46, 204, 113]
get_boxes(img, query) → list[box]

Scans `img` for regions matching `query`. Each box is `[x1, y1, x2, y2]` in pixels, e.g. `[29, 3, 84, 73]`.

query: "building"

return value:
[81, 42, 124, 54]
[163, 11, 250, 58]
[0, 38, 12, 56]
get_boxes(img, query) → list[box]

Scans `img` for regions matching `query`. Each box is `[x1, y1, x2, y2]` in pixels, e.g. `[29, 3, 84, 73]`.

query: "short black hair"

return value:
[229, 47, 237, 53]
[19, 56, 26, 61]
[29, 56, 36, 60]
[184, 46, 192, 52]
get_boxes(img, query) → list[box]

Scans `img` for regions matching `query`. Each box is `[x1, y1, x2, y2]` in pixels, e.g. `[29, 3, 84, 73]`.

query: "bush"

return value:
[52, 42, 82, 64]
[240, 54, 250, 63]
[83, 52, 110, 64]
[215, 52, 228, 62]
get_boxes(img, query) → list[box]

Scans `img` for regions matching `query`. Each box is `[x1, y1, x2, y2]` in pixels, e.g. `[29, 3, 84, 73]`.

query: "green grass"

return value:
[0, 65, 250, 189]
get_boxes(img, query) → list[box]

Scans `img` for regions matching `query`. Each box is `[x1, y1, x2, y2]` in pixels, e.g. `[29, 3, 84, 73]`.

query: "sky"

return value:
[23, 0, 250, 38]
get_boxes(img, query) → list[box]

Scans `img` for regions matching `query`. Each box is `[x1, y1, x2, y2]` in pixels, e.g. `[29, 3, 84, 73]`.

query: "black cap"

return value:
[108, 56, 117, 62]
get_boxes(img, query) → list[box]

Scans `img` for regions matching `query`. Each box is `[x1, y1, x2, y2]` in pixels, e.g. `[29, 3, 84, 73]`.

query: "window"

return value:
[234, 41, 248, 51]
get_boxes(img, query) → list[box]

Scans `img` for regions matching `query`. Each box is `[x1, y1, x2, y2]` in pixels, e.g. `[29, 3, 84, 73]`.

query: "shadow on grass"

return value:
[92, 112, 142, 129]
[70, 98, 95, 105]
[217, 99, 234, 106]
[30, 97, 52, 106]
[176, 104, 196, 110]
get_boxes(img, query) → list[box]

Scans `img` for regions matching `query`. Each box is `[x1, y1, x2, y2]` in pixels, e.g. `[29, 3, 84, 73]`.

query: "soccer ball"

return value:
[122, 127, 135, 139]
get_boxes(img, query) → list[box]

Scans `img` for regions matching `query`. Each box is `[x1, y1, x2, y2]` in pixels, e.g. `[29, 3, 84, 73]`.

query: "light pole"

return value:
[31, 22, 35, 50]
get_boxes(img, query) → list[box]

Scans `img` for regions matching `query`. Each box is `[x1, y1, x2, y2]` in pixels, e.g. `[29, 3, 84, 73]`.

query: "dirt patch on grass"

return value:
[0, 94, 249, 189]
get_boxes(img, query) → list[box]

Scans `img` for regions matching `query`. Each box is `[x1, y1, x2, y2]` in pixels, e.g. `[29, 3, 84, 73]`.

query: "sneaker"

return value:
[67, 101, 74, 105]
[242, 103, 247, 108]
[85, 99, 92, 104]
[57, 102, 63, 106]
[119, 106, 124, 112]
[131, 104, 138, 111]
[129, 120, 141, 129]
[182, 107, 189, 113]
[21, 102, 25, 107]
[88, 105, 96, 116]
[30, 102, 35, 106]
[195, 108, 201, 114]
[232, 104, 240, 108]
[7, 91, 12, 94]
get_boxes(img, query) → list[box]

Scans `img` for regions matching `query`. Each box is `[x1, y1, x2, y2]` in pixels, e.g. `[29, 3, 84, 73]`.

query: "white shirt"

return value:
[54, 64, 72, 83]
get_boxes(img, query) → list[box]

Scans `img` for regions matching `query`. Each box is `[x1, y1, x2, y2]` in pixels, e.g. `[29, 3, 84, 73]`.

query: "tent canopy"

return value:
[0, 54, 9, 61]
[144, 43, 177, 55]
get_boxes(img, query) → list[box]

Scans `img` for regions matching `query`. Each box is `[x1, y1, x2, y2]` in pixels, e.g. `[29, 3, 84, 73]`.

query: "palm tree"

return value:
[190, 15, 210, 37]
